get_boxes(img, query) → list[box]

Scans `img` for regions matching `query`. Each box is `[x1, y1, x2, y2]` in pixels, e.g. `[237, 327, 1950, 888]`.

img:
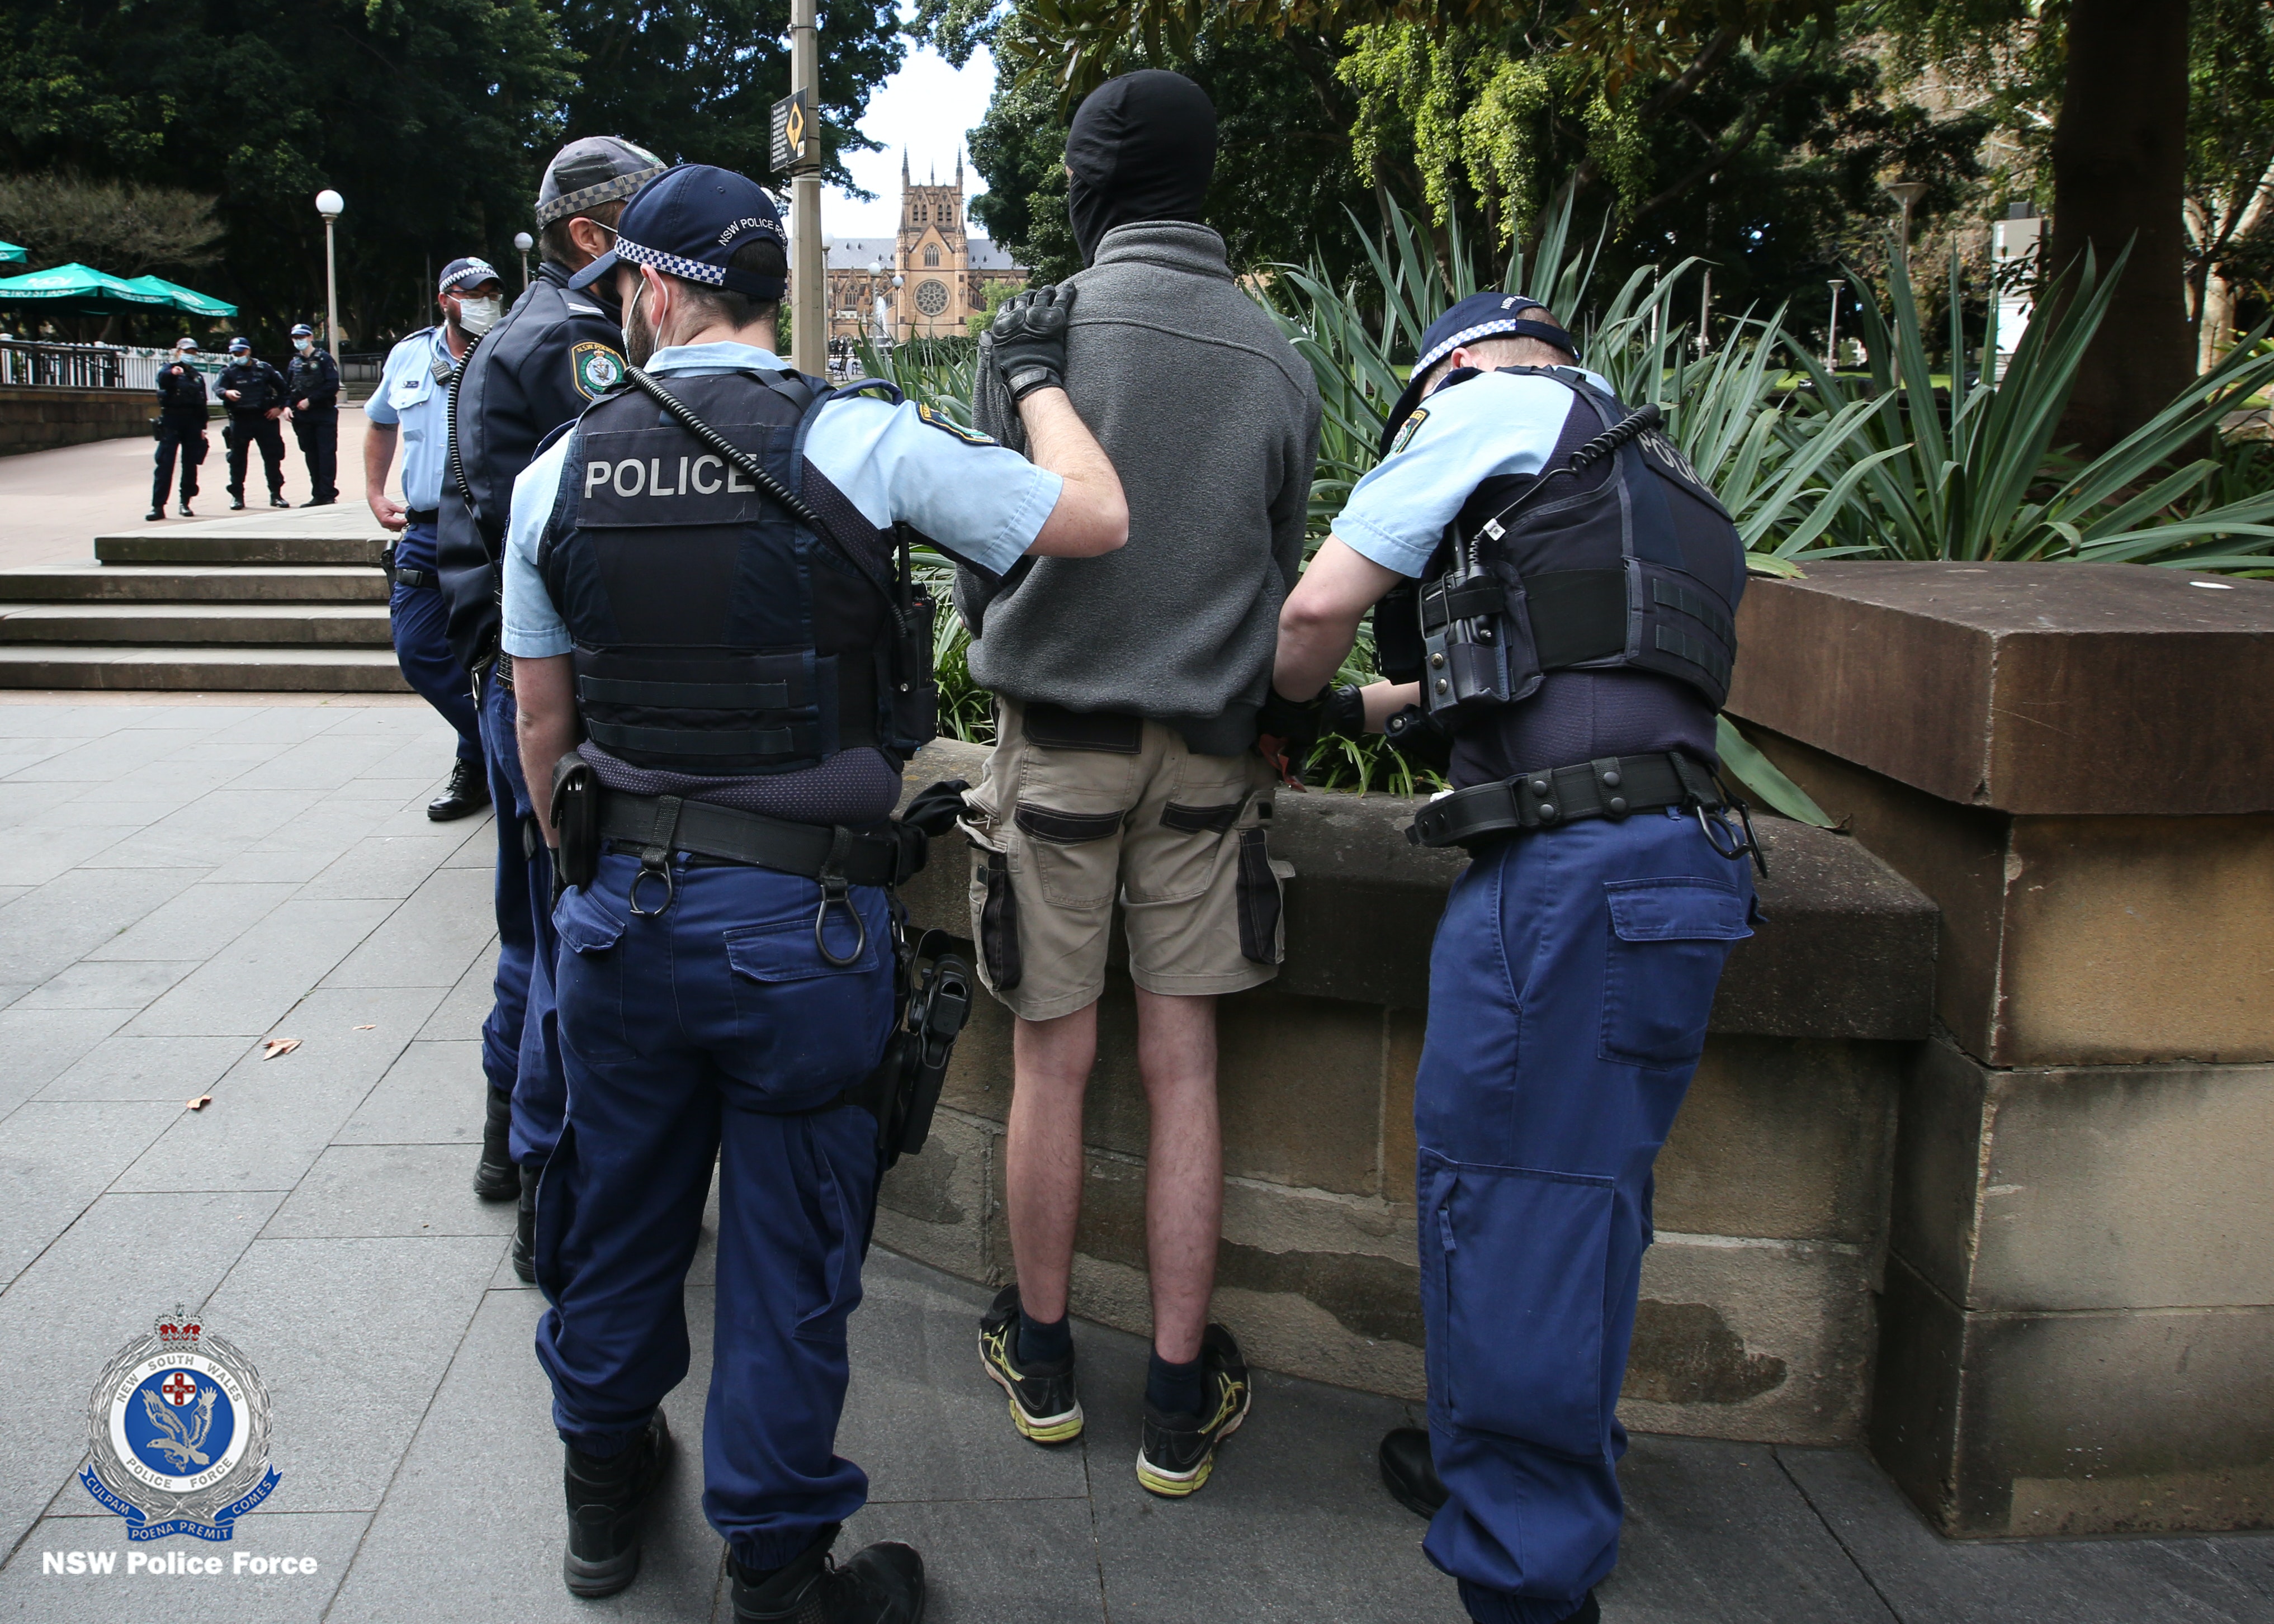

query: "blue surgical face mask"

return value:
[295, 338, 314, 354]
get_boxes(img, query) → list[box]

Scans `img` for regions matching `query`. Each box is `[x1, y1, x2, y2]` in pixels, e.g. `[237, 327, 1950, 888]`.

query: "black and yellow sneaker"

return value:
[977, 1284, 1084, 1445]
[1135, 1324, 1251, 1497]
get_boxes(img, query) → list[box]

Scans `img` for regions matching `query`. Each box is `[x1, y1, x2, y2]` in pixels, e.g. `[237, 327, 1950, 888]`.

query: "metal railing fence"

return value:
[0, 339, 124, 390]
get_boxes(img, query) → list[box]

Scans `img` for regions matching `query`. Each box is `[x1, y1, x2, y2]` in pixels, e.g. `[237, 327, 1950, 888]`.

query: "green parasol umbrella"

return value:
[0, 241, 25, 266]
[123, 274, 238, 318]
[0, 261, 173, 315]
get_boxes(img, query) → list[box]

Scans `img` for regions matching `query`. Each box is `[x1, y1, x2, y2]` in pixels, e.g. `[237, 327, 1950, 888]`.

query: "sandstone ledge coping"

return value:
[901, 737, 1938, 1040]
[1727, 561, 2274, 816]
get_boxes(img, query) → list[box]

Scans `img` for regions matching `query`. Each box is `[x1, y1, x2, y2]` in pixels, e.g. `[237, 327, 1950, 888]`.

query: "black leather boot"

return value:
[562, 1413, 673, 1599]
[427, 759, 489, 822]
[513, 1162, 538, 1284]
[1379, 1427, 1448, 1519]
[473, 1087, 518, 1201]
[731, 1526, 925, 1624]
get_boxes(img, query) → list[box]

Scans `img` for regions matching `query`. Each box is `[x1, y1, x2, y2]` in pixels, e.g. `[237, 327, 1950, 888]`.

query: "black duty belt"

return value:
[1410, 749, 1760, 869]
[405, 507, 440, 526]
[599, 790, 918, 885]
[394, 566, 439, 589]
[597, 789, 924, 962]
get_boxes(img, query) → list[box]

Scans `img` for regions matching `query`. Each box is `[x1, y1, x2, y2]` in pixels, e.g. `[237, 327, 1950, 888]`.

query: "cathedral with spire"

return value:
[825, 150, 1025, 344]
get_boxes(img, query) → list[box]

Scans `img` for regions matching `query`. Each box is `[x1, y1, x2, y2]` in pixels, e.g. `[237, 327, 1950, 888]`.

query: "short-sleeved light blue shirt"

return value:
[361, 326, 458, 513]
[1332, 366, 1615, 579]
[501, 342, 1063, 660]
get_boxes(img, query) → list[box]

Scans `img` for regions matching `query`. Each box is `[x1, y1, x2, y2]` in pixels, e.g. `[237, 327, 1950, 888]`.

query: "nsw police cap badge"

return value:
[572, 342, 626, 400]
[80, 1306, 280, 1542]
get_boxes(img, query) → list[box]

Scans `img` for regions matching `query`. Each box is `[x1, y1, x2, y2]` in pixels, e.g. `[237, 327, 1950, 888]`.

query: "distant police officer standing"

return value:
[1269, 292, 1760, 1624]
[148, 337, 209, 521]
[217, 337, 290, 509]
[441, 136, 662, 1252]
[285, 321, 342, 506]
[363, 259, 505, 822]
[502, 164, 1127, 1620]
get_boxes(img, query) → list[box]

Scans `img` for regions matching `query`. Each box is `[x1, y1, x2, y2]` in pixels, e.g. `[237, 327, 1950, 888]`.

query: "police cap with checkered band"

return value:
[566, 165, 787, 301]
[535, 136, 668, 230]
[1379, 291, 1580, 458]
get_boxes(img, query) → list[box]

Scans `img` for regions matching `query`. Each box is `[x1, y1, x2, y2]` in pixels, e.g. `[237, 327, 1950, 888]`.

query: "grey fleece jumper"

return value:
[959, 221, 1321, 756]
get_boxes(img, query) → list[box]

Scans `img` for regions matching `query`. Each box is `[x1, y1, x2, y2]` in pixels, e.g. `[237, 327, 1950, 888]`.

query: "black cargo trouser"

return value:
[291, 407, 338, 503]
[225, 412, 287, 498]
[153, 415, 208, 509]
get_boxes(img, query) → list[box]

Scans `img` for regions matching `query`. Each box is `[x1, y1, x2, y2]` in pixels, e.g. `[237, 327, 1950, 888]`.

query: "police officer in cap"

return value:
[442, 136, 661, 1249]
[364, 258, 506, 822]
[218, 337, 290, 508]
[148, 337, 209, 520]
[1268, 292, 1759, 1624]
[503, 163, 1126, 1619]
[285, 321, 342, 506]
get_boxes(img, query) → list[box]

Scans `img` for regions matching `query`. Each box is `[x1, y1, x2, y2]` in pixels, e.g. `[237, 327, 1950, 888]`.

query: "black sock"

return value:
[1017, 1306, 1071, 1368]
[1146, 1348, 1205, 1417]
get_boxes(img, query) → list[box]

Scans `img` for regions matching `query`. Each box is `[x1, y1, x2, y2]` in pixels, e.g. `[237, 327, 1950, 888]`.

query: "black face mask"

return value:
[1065, 69, 1218, 265]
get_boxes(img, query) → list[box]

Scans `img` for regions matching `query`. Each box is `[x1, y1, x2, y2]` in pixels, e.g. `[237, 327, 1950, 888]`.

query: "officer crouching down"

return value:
[1267, 292, 1760, 1624]
[500, 164, 1127, 1621]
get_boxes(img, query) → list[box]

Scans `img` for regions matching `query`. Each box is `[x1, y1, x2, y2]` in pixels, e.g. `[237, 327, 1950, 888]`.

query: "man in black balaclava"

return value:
[959, 68, 1322, 1503]
[1063, 68, 1217, 264]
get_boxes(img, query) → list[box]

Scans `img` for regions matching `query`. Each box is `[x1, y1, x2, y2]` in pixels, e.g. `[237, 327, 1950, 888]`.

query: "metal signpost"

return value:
[774, 3, 824, 378]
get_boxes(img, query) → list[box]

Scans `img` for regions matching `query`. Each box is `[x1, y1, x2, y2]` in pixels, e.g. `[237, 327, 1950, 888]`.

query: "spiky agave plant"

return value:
[1788, 245, 2274, 568]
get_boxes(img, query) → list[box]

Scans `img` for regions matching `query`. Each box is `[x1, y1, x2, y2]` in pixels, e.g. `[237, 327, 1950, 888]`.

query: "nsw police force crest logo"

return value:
[79, 1306, 280, 1542]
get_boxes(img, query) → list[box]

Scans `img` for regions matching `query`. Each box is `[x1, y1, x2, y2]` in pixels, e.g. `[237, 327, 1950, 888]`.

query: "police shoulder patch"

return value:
[571, 341, 625, 400]
[1390, 406, 1430, 456]
[915, 402, 994, 446]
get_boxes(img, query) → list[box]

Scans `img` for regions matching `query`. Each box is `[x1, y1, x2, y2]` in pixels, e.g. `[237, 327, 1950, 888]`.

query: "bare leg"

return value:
[1134, 988, 1221, 1365]
[1004, 1001, 1099, 1325]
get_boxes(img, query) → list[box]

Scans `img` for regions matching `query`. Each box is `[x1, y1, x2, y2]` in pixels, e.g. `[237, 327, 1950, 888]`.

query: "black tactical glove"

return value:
[1319, 684, 1366, 741]
[1256, 683, 1330, 789]
[901, 778, 971, 839]
[990, 284, 1077, 401]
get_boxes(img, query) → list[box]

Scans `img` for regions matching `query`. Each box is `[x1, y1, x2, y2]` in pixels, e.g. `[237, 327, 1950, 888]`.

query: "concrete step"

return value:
[0, 645, 409, 692]
[0, 603, 392, 647]
[96, 530, 386, 567]
[0, 565, 387, 604]
[94, 507, 391, 569]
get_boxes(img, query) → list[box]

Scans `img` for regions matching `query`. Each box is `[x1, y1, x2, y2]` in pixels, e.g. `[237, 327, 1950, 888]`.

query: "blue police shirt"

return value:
[362, 326, 459, 513]
[501, 342, 1063, 659]
[1333, 366, 1616, 578]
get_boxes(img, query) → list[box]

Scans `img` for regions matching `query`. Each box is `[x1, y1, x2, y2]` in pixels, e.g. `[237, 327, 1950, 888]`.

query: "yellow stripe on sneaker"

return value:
[1136, 1451, 1214, 1497]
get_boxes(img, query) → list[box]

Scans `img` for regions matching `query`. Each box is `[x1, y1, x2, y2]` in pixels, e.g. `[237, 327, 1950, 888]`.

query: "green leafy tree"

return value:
[0, 174, 224, 274]
[939, 4, 1374, 283]
[556, 0, 904, 187]
[0, 0, 907, 349]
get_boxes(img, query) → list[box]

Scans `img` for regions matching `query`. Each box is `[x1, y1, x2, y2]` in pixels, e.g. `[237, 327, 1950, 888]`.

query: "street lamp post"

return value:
[1826, 279, 1844, 372]
[314, 190, 343, 351]
[513, 231, 533, 291]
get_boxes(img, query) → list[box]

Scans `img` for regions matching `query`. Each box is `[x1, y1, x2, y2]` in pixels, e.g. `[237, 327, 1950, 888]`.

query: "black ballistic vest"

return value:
[1377, 367, 1744, 767]
[536, 370, 937, 778]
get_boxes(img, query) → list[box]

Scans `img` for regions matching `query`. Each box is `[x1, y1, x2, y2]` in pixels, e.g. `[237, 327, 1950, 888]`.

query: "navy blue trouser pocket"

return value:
[1423, 1152, 1617, 1461]
[1598, 876, 1751, 1068]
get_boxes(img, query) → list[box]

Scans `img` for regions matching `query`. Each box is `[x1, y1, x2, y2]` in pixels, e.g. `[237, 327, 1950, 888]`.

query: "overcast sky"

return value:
[819, 37, 1001, 240]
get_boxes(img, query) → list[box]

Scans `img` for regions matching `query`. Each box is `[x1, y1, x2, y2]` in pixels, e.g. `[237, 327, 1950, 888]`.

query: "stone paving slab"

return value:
[1, 695, 2270, 1624]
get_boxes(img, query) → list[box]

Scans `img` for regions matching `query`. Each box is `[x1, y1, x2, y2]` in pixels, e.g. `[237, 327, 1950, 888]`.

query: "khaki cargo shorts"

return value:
[959, 698, 1287, 1021]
